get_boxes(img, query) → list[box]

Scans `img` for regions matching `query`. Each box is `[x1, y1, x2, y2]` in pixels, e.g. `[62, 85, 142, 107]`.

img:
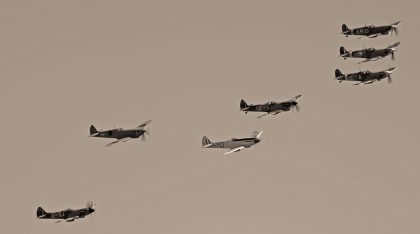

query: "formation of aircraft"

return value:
[339, 20, 400, 85]
[36, 20, 403, 224]
[339, 42, 400, 63]
[240, 95, 302, 118]
[335, 67, 396, 85]
[341, 21, 401, 39]
[89, 120, 151, 146]
[202, 130, 263, 155]
[37, 202, 95, 223]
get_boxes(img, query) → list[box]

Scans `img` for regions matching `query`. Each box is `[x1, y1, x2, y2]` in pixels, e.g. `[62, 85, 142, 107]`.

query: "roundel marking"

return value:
[219, 142, 224, 147]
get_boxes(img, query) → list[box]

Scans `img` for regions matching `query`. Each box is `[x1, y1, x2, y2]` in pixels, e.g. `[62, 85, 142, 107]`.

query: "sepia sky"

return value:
[1, 0, 420, 234]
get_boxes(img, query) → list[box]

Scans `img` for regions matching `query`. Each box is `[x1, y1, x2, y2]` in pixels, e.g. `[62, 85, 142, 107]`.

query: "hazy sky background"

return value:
[1, 0, 419, 233]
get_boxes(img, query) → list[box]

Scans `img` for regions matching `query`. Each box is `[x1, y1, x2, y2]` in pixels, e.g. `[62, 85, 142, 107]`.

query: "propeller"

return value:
[390, 21, 400, 36]
[141, 129, 150, 141]
[294, 104, 300, 113]
[391, 26, 399, 36]
[389, 45, 398, 61]
[384, 67, 396, 84]
[136, 120, 151, 142]
[253, 130, 263, 139]
[87, 201, 96, 209]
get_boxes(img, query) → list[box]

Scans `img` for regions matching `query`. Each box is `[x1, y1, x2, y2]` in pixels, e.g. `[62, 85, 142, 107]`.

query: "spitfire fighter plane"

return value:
[36, 202, 95, 223]
[341, 21, 401, 39]
[89, 120, 151, 146]
[202, 130, 263, 155]
[240, 95, 302, 118]
[339, 42, 400, 63]
[335, 67, 397, 85]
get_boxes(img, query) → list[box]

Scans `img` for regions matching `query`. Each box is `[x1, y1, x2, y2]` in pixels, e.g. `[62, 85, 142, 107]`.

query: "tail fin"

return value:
[240, 99, 249, 110]
[342, 24, 350, 33]
[202, 136, 212, 147]
[339, 46, 349, 56]
[335, 69, 345, 80]
[90, 125, 98, 135]
[37, 207, 47, 218]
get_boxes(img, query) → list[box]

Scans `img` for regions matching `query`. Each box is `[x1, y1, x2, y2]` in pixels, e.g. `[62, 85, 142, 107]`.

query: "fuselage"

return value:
[347, 25, 392, 36]
[244, 101, 297, 113]
[94, 129, 145, 139]
[37, 207, 95, 220]
[346, 48, 392, 59]
[342, 71, 388, 82]
[208, 137, 260, 149]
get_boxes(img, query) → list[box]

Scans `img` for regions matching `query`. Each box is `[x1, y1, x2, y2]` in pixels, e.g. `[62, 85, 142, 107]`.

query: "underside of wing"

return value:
[354, 80, 376, 85]
[359, 34, 380, 39]
[257, 113, 270, 118]
[105, 137, 131, 147]
[224, 146, 245, 155]
[387, 41, 400, 49]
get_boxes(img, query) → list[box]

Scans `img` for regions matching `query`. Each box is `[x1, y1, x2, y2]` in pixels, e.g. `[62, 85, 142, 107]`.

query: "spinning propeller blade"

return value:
[391, 21, 400, 36]
[87, 201, 95, 209]
[294, 104, 300, 113]
[141, 129, 150, 141]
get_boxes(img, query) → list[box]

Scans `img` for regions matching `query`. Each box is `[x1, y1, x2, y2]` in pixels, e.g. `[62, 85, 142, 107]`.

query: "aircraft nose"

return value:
[254, 139, 261, 143]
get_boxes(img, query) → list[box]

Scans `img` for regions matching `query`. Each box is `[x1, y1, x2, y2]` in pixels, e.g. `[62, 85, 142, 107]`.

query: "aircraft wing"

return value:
[105, 137, 131, 147]
[54, 217, 78, 223]
[289, 94, 302, 102]
[257, 113, 270, 118]
[392, 21, 401, 26]
[385, 67, 397, 74]
[387, 41, 400, 49]
[357, 57, 383, 64]
[358, 34, 381, 39]
[224, 146, 245, 155]
[136, 120, 152, 129]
